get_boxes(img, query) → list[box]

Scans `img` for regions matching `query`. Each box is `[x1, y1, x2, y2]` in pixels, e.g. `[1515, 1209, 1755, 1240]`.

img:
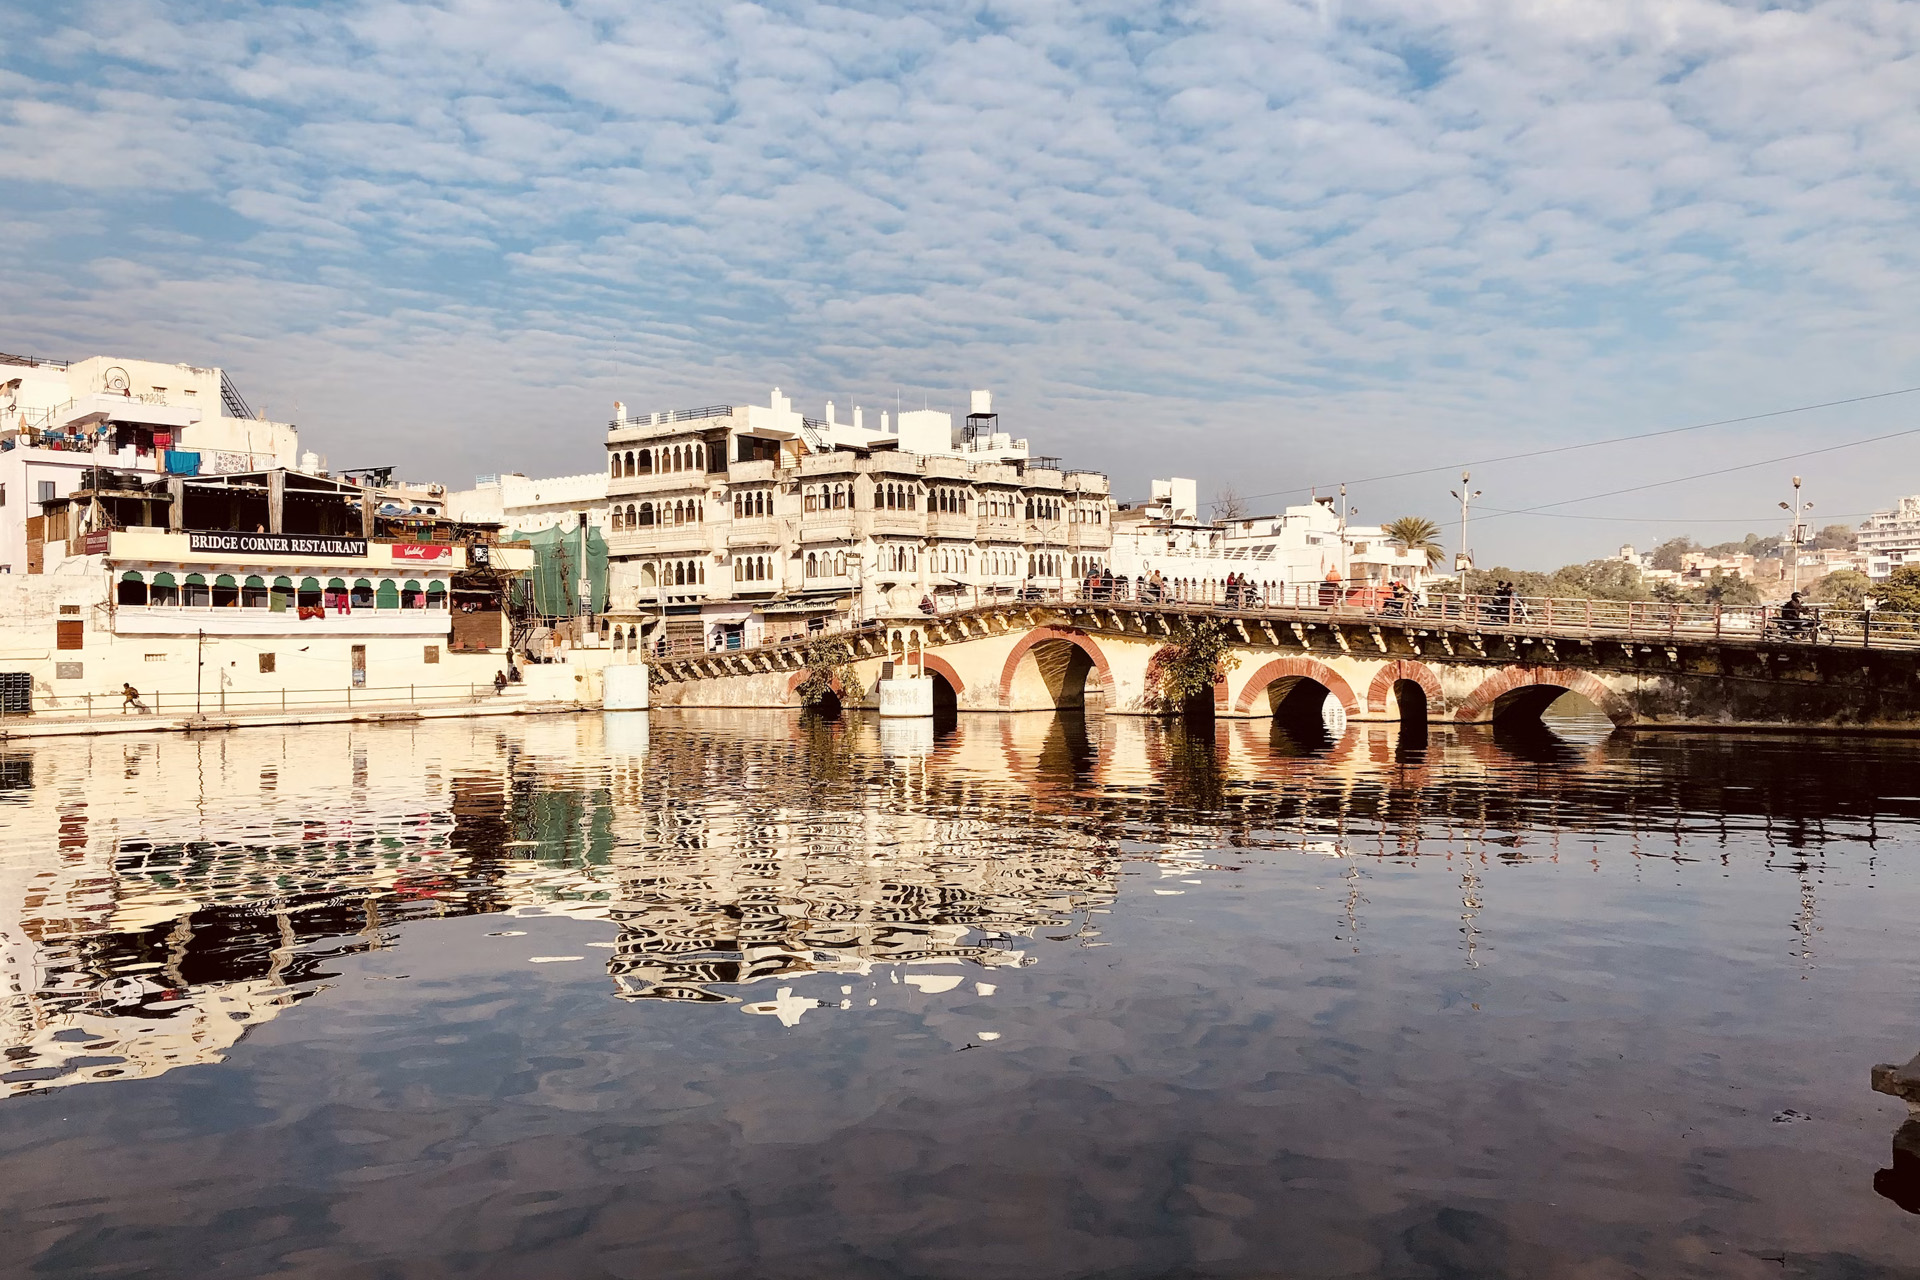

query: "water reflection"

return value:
[3, 710, 1920, 1275]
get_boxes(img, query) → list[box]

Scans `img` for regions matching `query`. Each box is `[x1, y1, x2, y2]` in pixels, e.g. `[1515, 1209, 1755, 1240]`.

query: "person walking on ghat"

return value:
[121, 682, 148, 714]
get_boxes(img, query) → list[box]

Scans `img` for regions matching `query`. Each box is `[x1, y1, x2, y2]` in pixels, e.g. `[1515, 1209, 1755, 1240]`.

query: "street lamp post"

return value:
[1449, 472, 1483, 596]
[1779, 475, 1814, 596]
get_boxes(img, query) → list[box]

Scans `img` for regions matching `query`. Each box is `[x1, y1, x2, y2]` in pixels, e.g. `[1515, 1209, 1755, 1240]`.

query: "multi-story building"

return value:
[1, 352, 302, 574]
[1108, 477, 1435, 604]
[1859, 496, 1920, 580]
[599, 388, 1113, 652]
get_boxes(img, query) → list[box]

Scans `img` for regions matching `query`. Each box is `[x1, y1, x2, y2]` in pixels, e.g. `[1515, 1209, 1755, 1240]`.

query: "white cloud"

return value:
[2, 0, 1918, 561]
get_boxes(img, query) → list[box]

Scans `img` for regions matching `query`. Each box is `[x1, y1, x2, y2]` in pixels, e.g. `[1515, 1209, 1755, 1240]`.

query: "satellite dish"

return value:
[103, 367, 131, 393]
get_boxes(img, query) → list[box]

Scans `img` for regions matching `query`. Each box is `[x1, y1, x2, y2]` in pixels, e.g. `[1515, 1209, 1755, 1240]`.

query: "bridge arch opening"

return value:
[930, 670, 958, 719]
[999, 628, 1110, 711]
[1391, 679, 1429, 724]
[1262, 675, 1342, 735]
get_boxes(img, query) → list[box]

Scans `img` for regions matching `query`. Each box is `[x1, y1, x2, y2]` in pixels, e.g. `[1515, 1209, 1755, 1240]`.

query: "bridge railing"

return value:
[641, 586, 1920, 660]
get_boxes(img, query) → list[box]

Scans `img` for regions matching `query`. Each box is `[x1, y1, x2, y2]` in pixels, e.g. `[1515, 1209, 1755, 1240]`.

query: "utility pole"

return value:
[195, 628, 204, 716]
[1450, 472, 1482, 595]
[1779, 475, 1813, 596]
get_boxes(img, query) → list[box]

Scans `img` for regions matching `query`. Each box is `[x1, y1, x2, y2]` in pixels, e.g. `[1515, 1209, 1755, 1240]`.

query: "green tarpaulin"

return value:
[525, 524, 608, 616]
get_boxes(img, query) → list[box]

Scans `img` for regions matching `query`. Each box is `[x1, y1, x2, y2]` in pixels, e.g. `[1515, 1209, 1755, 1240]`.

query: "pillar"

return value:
[268, 470, 285, 533]
[166, 478, 184, 532]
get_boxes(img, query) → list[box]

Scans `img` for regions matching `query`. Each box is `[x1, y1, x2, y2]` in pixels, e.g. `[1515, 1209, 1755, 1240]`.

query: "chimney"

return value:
[824, 400, 836, 425]
[881, 410, 891, 434]
[853, 406, 864, 432]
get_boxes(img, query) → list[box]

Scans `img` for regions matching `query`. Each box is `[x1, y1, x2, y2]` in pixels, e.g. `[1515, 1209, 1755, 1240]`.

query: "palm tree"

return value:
[1384, 516, 1445, 569]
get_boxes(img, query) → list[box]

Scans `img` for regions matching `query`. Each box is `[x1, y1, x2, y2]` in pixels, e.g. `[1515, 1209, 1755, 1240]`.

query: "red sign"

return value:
[391, 543, 452, 561]
[77, 530, 111, 555]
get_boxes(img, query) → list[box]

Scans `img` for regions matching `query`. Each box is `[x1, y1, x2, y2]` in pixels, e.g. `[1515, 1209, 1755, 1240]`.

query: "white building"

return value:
[0, 352, 301, 575]
[445, 470, 610, 540]
[1858, 496, 1920, 580]
[601, 388, 1111, 652]
[1107, 477, 1435, 605]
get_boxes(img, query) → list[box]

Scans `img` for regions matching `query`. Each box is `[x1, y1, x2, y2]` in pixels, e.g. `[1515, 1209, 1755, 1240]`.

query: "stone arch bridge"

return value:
[646, 597, 1920, 732]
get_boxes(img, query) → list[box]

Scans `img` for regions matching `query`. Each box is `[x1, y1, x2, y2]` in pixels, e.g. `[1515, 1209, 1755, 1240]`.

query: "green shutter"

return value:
[272, 576, 293, 589]
[214, 574, 237, 588]
[299, 577, 320, 592]
[326, 577, 346, 590]
[120, 571, 144, 583]
[244, 575, 266, 588]
[184, 573, 206, 586]
[151, 572, 177, 587]
[376, 581, 399, 609]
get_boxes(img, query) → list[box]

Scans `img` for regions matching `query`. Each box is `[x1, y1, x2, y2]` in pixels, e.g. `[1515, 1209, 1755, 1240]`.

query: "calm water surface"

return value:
[1, 709, 1918, 1278]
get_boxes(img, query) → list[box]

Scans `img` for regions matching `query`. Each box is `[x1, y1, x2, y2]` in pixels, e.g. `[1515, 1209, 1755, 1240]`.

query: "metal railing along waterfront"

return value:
[646, 586, 1920, 661]
[2, 681, 518, 723]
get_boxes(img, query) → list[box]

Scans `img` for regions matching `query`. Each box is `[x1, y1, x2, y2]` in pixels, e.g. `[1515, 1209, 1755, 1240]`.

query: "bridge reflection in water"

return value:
[3, 711, 1919, 1274]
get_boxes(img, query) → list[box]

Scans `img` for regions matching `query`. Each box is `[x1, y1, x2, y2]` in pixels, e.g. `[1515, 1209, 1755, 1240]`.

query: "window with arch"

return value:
[639, 450, 653, 475]
[611, 508, 624, 532]
[834, 552, 846, 576]
[806, 552, 818, 577]
[609, 455, 620, 478]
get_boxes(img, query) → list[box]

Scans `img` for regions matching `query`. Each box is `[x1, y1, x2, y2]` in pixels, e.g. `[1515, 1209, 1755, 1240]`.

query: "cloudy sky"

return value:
[3, 0, 1917, 566]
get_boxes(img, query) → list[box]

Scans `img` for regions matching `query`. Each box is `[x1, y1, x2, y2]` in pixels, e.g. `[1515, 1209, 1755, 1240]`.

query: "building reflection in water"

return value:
[3, 704, 1915, 1099]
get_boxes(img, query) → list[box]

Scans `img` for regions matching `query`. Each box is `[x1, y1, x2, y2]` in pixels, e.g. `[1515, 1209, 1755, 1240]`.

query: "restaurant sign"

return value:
[187, 531, 369, 557]
[391, 542, 452, 561]
[76, 530, 111, 555]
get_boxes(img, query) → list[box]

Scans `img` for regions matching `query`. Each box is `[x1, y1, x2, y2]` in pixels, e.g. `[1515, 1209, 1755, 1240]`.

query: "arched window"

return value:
[694, 442, 704, 469]
[624, 451, 635, 477]
[610, 455, 620, 478]
[698, 562, 705, 583]
[805, 488, 817, 513]
[734, 494, 742, 518]
[611, 508, 623, 532]
[674, 562, 685, 586]
[834, 552, 846, 576]
[806, 553, 817, 577]
[639, 450, 653, 475]
[734, 558, 742, 582]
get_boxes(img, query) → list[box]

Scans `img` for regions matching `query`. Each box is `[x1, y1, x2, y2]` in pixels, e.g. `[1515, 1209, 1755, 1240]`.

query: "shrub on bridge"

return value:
[1144, 617, 1239, 716]
[796, 636, 867, 709]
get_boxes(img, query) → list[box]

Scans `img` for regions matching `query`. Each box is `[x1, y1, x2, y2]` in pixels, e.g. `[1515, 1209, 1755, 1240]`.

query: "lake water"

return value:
[1, 709, 1917, 1278]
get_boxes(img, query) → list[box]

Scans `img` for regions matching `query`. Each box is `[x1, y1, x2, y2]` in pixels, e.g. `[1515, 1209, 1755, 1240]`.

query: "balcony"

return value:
[114, 605, 449, 638]
[726, 518, 783, 548]
[800, 515, 856, 544]
[869, 510, 923, 537]
[608, 470, 715, 497]
[1068, 525, 1114, 551]
[927, 512, 977, 540]
[608, 525, 712, 556]
[978, 518, 1022, 543]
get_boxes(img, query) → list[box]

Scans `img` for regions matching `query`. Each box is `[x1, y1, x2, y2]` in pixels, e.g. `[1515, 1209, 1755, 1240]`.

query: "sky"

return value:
[2, 0, 1918, 568]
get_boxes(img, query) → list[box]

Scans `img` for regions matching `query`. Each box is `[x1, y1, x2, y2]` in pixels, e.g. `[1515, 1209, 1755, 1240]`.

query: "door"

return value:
[351, 644, 366, 688]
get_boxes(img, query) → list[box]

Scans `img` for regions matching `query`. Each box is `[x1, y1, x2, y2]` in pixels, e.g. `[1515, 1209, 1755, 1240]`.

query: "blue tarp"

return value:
[163, 450, 201, 475]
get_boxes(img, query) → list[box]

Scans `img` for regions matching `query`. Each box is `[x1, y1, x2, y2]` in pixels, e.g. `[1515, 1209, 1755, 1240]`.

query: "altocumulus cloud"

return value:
[2, 0, 1918, 563]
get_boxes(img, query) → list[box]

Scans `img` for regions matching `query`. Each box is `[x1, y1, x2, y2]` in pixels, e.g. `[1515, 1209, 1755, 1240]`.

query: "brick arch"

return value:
[997, 626, 1113, 707]
[918, 652, 965, 696]
[1366, 660, 1445, 714]
[1452, 665, 1635, 727]
[1233, 656, 1360, 716]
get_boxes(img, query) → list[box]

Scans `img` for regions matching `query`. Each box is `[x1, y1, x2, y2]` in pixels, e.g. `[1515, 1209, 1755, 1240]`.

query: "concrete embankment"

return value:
[0, 695, 595, 740]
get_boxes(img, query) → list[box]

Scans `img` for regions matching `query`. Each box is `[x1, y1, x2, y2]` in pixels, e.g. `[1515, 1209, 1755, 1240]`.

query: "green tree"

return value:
[1811, 523, 1857, 552]
[1808, 569, 1872, 608]
[1383, 516, 1446, 569]
[1549, 559, 1651, 601]
[1696, 570, 1761, 605]
[1877, 565, 1920, 613]
[1650, 537, 1697, 572]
